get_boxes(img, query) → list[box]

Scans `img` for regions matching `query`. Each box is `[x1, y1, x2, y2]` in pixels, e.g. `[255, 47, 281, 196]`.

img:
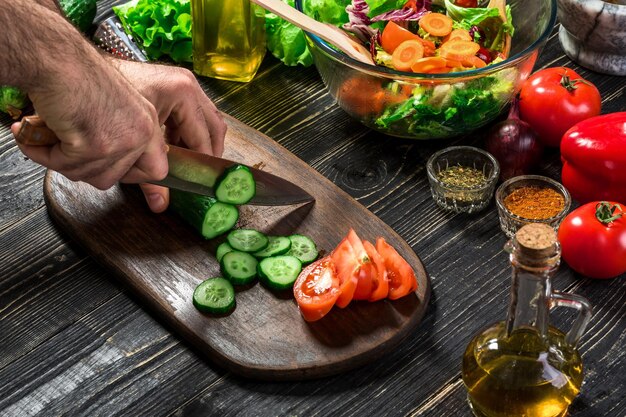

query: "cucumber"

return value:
[257, 255, 302, 291]
[169, 189, 239, 239]
[220, 251, 258, 285]
[59, 0, 97, 33]
[287, 234, 318, 264]
[215, 165, 256, 205]
[216, 242, 234, 262]
[226, 229, 269, 253]
[192, 277, 235, 315]
[252, 236, 291, 259]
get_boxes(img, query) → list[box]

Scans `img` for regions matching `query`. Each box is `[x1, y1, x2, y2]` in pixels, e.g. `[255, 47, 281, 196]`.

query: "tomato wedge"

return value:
[375, 238, 417, 300]
[363, 240, 388, 301]
[293, 256, 341, 322]
[346, 229, 375, 301]
[330, 236, 359, 307]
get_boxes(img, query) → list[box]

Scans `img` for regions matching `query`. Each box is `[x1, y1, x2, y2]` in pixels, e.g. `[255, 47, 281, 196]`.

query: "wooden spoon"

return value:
[487, 0, 512, 58]
[250, 0, 374, 65]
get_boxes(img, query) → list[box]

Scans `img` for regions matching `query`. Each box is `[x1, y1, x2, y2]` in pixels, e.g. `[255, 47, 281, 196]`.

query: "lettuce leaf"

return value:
[264, 0, 352, 67]
[265, 0, 313, 67]
[0, 86, 29, 119]
[113, 0, 192, 63]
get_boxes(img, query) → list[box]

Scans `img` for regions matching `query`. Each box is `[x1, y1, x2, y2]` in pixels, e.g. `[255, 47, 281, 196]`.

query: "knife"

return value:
[15, 115, 315, 206]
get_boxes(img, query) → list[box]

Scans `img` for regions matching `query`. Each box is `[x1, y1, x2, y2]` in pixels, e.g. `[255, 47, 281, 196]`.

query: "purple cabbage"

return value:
[343, 0, 377, 43]
[371, 1, 432, 22]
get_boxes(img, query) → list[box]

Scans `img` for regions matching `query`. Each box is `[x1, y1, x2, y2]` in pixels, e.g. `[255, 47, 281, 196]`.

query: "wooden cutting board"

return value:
[44, 114, 431, 381]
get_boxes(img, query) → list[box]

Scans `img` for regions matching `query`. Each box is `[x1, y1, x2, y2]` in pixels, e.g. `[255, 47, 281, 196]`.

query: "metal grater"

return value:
[93, 16, 148, 62]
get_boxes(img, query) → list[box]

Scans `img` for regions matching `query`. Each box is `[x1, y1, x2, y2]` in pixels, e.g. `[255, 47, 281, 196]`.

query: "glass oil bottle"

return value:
[191, 0, 266, 82]
[462, 223, 593, 417]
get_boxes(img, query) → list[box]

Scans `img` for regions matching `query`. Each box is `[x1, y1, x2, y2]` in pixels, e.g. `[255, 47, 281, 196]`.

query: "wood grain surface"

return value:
[0, 0, 624, 415]
[43, 114, 430, 380]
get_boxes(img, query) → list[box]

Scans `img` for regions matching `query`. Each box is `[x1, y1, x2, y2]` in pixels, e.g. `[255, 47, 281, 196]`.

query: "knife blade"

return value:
[15, 115, 315, 206]
[156, 145, 314, 206]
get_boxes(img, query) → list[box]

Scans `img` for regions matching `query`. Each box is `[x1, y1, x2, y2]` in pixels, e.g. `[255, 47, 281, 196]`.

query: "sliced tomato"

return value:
[330, 236, 359, 307]
[363, 240, 388, 301]
[375, 238, 417, 300]
[346, 229, 375, 300]
[293, 256, 341, 322]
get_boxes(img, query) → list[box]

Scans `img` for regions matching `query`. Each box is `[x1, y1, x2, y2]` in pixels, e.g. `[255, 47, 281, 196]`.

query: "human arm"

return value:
[3, 0, 227, 213]
[2, 0, 167, 190]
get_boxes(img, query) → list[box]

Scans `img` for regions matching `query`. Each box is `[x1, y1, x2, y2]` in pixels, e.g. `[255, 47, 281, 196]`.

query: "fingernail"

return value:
[147, 193, 166, 211]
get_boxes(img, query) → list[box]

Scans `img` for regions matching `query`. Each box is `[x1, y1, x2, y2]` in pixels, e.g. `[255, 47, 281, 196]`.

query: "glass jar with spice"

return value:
[427, 146, 500, 214]
[495, 175, 572, 238]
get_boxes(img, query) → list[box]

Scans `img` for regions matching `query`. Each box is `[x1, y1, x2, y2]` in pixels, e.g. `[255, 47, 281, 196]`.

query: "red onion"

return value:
[485, 98, 544, 181]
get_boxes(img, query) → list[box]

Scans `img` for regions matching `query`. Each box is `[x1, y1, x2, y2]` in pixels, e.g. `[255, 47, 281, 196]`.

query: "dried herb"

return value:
[437, 165, 488, 188]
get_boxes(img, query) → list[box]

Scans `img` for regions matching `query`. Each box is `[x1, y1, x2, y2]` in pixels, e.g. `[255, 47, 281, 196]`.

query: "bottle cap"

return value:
[514, 223, 559, 262]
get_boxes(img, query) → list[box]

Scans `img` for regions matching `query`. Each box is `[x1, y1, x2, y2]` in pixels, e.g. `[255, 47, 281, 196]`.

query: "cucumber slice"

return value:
[192, 277, 235, 314]
[227, 229, 269, 253]
[287, 234, 318, 264]
[252, 236, 292, 259]
[215, 165, 256, 205]
[221, 251, 258, 285]
[216, 242, 234, 262]
[170, 189, 239, 239]
[258, 255, 302, 291]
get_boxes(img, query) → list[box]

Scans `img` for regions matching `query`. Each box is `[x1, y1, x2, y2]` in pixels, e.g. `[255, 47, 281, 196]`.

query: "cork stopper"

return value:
[514, 223, 558, 261]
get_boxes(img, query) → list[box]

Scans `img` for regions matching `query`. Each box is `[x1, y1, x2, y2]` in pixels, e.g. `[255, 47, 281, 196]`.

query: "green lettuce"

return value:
[375, 69, 516, 138]
[265, 0, 354, 67]
[304, 0, 353, 25]
[113, 0, 192, 63]
[265, 0, 313, 67]
[0, 86, 29, 119]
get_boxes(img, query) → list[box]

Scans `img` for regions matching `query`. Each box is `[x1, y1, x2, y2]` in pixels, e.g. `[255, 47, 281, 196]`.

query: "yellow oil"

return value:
[191, 0, 266, 82]
[462, 322, 583, 417]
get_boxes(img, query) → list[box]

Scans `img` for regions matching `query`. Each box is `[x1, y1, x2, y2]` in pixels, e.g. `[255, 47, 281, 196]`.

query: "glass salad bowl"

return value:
[294, 0, 557, 140]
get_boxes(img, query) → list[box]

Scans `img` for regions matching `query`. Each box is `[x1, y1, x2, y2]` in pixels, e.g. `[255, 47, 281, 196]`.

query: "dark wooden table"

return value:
[1, 2, 624, 416]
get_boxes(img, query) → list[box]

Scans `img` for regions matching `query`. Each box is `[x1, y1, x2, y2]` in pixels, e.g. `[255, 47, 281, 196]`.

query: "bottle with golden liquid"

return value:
[462, 223, 593, 417]
[191, 0, 266, 82]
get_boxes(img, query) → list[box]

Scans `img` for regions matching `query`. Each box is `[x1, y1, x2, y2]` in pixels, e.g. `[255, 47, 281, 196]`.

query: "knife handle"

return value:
[15, 115, 59, 146]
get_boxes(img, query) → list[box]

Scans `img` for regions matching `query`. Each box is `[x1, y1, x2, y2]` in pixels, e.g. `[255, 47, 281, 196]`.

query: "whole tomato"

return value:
[558, 202, 626, 279]
[519, 67, 601, 147]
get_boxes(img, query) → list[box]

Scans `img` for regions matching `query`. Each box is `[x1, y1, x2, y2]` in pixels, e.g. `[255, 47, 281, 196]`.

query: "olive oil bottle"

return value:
[462, 224, 592, 417]
[191, 0, 266, 82]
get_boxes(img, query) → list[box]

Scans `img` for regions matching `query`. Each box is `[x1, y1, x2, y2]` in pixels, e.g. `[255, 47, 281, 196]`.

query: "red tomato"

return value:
[346, 229, 375, 300]
[454, 0, 478, 7]
[519, 67, 601, 147]
[375, 238, 418, 299]
[363, 240, 389, 301]
[330, 236, 359, 308]
[381, 21, 419, 54]
[557, 202, 626, 279]
[293, 257, 341, 322]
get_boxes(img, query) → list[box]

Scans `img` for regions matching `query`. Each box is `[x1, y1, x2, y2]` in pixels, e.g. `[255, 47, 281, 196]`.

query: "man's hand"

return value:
[3, 1, 226, 213]
[113, 60, 227, 212]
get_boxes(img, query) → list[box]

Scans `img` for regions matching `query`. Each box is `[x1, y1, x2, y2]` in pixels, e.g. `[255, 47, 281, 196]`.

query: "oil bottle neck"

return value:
[504, 241, 560, 338]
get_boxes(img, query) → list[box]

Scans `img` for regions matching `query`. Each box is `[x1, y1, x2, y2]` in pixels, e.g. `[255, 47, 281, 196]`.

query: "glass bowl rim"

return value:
[426, 146, 500, 192]
[495, 174, 572, 222]
[294, 0, 558, 79]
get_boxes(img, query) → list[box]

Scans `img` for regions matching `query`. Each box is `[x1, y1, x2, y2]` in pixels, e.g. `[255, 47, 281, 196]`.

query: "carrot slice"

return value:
[443, 28, 472, 43]
[392, 40, 425, 72]
[410, 57, 446, 73]
[439, 40, 481, 58]
[444, 57, 463, 68]
[462, 55, 487, 69]
[426, 66, 452, 74]
[419, 12, 453, 37]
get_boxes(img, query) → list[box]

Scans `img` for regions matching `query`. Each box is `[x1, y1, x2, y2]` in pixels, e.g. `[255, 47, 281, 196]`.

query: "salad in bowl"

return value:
[295, 0, 556, 139]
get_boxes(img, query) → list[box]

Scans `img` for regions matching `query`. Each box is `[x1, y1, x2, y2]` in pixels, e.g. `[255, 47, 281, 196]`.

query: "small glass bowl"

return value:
[495, 175, 572, 238]
[426, 146, 500, 214]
